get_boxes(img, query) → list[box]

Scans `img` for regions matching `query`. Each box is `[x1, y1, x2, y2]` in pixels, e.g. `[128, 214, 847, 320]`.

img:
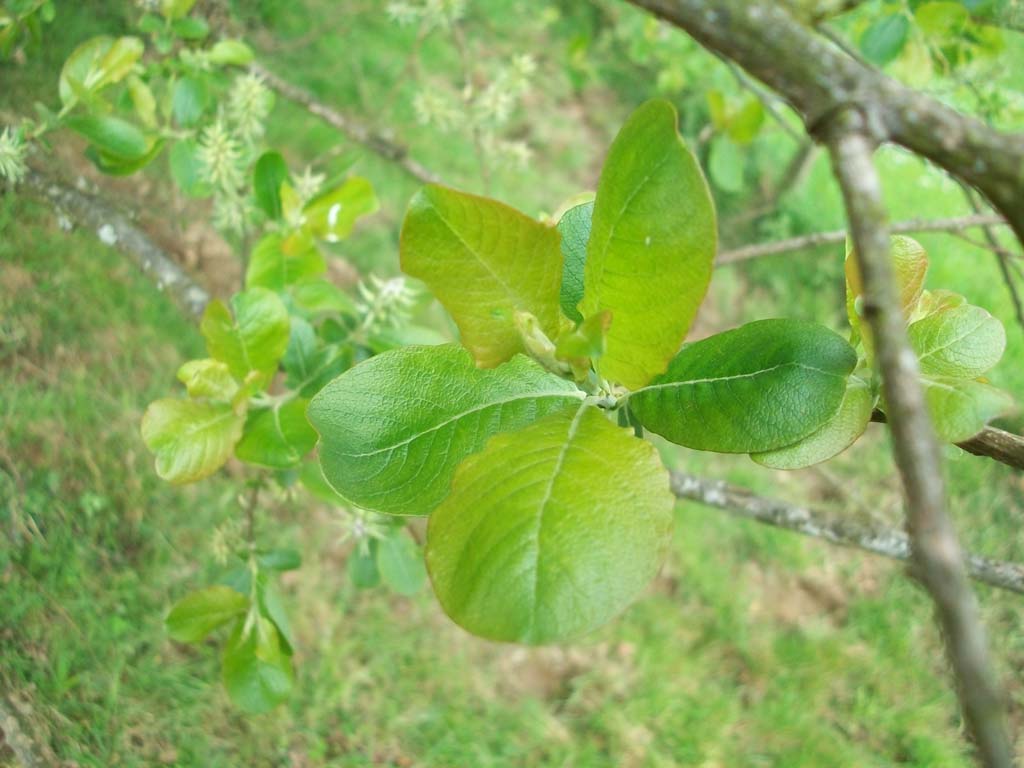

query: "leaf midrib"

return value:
[629, 361, 844, 396]
[341, 389, 585, 459]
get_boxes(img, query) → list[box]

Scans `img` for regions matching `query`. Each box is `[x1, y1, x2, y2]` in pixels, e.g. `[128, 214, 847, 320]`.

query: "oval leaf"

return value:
[222, 616, 293, 714]
[580, 99, 717, 389]
[235, 399, 317, 469]
[630, 319, 857, 453]
[921, 376, 1014, 443]
[909, 304, 1006, 379]
[400, 185, 564, 368]
[377, 532, 427, 596]
[200, 287, 290, 387]
[245, 233, 325, 292]
[166, 585, 248, 643]
[751, 375, 873, 469]
[254, 151, 290, 220]
[426, 406, 674, 644]
[308, 344, 584, 516]
[141, 398, 244, 484]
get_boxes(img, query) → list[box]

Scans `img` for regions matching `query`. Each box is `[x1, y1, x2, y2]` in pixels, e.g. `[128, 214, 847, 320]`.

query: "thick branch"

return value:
[625, 0, 1024, 248]
[718, 214, 1009, 264]
[670, 472, 1024, 595]
[251, 63, 442, 186]
[827, 113, 1011, 767]
[17, 169, 210, 318]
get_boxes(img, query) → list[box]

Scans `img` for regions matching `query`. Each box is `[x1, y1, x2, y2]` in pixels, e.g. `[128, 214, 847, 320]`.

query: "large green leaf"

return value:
[426, 406, 674, 644]
[580, 100, 716, 389]
[165, 585, 248, 643]
[909, 304, 1006, 379]
[201, 287, 290, 387]
[307, 344, 584, 516]
[920, 376, 1014, 443]
[235, 399, 317, 469]
[629, 319, 857, 453]
[557, 200, 593, 323]
[141, 398, 244, 484]
[751, 375, 873, 469]
[222, 616, 293, 714]
[400, 185, 564, 368]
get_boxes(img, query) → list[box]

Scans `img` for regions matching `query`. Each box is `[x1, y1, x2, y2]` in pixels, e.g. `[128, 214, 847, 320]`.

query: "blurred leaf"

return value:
[348, 541, 380, 588]
[208, 38, 255, 67]
[176, 358, 238, 400]
[376, 532, 426, 596]
[172, 75, 209, 128]
[141, 399, 244, 484]
[127, 75, 156, 128]
[169, 139, 211, 197]
[235, 399, 317, 469]
[290, 278, 357, 317]
[222, 616, 293, 714]
[161, 0, 198, 20]
[920, 376, 1014, 442]
[915, 2, 969, 36]
[59, 35, 143, 106]
[66, 114, 149, 159]
[254, 151, 290, 220]
[293, 176, 379, 246]
[860, 13, 910, 65]
[256, 549, 302, 572]
[171, 15, 209, 40]
[201, 287, 290, 387]
[166, 585, 248, 643]
[726, 97, 765, 144]
[246, 233, 325, 291]
[708, 135, 744, 192]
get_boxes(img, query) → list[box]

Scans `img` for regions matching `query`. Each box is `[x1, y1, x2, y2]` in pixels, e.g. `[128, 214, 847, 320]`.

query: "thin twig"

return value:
[251, 62, 442, 186]
[717, 214, 1009, 264]
[827, 111, 1012, 768]
[670, 471, 1024, 594]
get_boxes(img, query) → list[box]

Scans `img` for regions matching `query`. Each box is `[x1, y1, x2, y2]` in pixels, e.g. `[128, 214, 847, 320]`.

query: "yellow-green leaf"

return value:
[141, 398, 244, 484]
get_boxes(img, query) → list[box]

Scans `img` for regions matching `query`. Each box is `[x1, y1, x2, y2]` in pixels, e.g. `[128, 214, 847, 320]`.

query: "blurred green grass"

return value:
[2, 1, 1023, 766]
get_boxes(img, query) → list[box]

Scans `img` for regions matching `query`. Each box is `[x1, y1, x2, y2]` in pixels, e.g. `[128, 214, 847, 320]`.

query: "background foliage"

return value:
[2, 0, 1024, 765]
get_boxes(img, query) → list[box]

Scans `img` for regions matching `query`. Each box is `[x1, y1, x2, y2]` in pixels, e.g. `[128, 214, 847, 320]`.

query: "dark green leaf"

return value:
[557, 200, 593, 323]
[860, 13, 910, 65]
[66, 114, 150, 160]
[254, 151, 290, 220]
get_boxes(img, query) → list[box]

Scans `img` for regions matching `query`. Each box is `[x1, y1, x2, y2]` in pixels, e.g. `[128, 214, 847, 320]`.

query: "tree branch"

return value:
[826, 110, 1012, 767]
[670, 471, 1024, 595]
[16, 169, 210, 319]
[717, 214, 1009, 264]
[625, 0, 1024, 250]
[251, 63, 442, 186]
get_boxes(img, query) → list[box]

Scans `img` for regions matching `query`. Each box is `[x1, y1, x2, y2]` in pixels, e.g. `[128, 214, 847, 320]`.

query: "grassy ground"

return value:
[2, 2, 1024, 766]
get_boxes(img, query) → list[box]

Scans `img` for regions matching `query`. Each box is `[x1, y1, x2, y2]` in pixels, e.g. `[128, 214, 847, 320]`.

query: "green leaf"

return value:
[292, 176, 379, 246]
[235, 399, 317, 469]
[222, 616, 293, 714]
[281, 317, 352, 396]
[245, 233, 325, 292]
[171, 75, 208, 128]
[751, 375, 873, 469]
[366, 324, 448, 354]
[308, 344, 584, 516]
[915, 2, 969, 36]
[860, 12, 910, 65]
[83, 139, 164, 176]
[208, 39, 255, 67]
[376, 532, 426, 596]
[256, 549, 301, 572]
[921, 376, 1014, 443]
[176, 358, 238, 401]
[59, 35, 144, 106]
[348, 541, 380, 588]
[201, 287, 290, 387]
[256, 576, 294, 652]
[426, 406, 674, 644]
[141, 398, 244, 484]
[908, 304, 1006, 378]
[630, 319, 857, 453]
[580, 99, 716, 389]
[708, 135, 744, 192]
[557, 200, 593, 323]
[171, 15, 209, 40]
[847, 235, 928, 343]
[65, 114, 150, 160]
[127, 75, 156, 128]
[166, 585, 248, 643]
[400, 184, 563, 368]
[169, 139, 211, 197]
[161, 0, 197, 20]
[254, 151, 290, 220]
[726, 97, 765, 145]
[290, 278, 356, 317]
